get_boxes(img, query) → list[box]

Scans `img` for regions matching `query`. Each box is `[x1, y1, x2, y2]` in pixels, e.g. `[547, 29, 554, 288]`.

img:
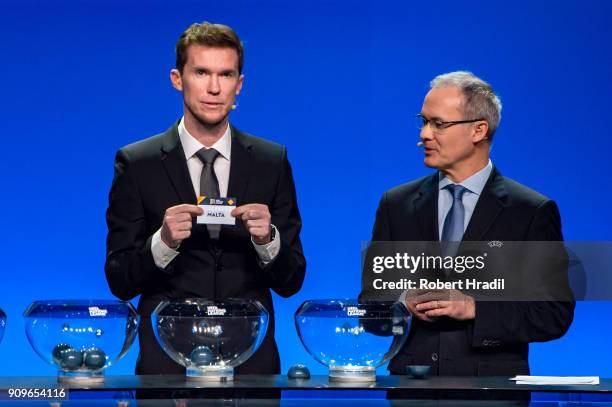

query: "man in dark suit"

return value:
[105, 22, 305, 375]
[361, 71, 574, 378]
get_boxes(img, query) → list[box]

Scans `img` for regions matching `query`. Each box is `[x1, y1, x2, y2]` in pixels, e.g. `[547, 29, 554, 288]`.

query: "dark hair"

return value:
[175, 22, 244, 74]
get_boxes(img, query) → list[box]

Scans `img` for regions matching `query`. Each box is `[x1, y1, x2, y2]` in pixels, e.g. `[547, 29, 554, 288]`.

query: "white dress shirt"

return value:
[151, 118, 281, 269]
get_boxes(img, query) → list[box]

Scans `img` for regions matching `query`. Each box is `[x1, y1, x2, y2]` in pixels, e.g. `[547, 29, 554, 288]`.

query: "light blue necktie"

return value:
[441, 184, 468, 242]
[441, 184, 467, 277]
[441, 184, 468, 265]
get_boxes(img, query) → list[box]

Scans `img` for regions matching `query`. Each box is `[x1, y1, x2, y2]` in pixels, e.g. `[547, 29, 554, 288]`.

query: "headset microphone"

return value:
[417, 141, 424, 147]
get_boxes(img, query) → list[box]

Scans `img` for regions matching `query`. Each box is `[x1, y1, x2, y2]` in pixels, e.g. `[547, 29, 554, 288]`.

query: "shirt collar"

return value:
[178, 117, 232, 161]
[438, 159, 493, 196]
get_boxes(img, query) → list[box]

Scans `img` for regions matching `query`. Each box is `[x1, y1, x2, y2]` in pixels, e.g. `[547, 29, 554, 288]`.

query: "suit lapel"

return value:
[412, 174, 439, 241]
[462, 167, 508, 241]
[160, 122, 197, 204]
[227, 126, 253, 204]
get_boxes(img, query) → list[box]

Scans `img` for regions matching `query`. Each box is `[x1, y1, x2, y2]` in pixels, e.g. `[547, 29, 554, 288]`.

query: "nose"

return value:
[207, 74, 221, 95]
[420, 124, 434, 143]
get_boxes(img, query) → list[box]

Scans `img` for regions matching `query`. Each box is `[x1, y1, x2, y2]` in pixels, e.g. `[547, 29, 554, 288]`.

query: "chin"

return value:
[423, 157, 440, 169]
[195, 112, 229, 127]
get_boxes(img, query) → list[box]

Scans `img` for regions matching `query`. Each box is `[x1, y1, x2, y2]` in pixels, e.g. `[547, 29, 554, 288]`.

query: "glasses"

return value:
[416, 114, 485, 132]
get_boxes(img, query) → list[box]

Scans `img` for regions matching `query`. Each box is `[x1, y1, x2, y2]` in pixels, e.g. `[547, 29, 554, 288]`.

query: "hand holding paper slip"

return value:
[510, 376, 600, 385]
[197, 197, 237, 225]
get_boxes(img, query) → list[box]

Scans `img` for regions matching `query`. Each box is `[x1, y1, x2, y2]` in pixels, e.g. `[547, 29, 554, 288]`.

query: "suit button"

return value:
[216, 263, 222, 272]
[431, 352, 438, 362]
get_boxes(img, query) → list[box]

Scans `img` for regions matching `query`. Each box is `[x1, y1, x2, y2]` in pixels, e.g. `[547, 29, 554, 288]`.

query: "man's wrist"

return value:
[152, 229, 180, 269]
[252, 225, 280, 265]
[254, 225, 276, 246]
[160, 230, 180, 250]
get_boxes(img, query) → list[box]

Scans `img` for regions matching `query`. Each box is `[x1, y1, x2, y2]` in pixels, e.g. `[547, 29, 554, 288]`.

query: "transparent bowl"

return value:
[152, 298, 269, 381]
[23, 300, 139, 383]
[295, 299, 411, 382]
[0, 308, 6, 344]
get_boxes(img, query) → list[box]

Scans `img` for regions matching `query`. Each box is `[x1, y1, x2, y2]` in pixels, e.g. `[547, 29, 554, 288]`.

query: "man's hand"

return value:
[160, 204, 203, 248]
[405, 290, 439, 322]
[407, 289, 476, 321]
[232, 204, 272, 245]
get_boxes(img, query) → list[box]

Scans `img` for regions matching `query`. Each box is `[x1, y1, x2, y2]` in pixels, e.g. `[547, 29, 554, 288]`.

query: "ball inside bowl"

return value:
[84, 348, 107, 370]
[59, 349, 84, 370]
[406, 365, 431, 378]
[190, 346, 215, 366]
[52, 343, 73, 364]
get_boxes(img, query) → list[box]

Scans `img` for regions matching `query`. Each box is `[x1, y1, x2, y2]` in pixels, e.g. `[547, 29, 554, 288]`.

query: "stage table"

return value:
[1, 375, 611, 405]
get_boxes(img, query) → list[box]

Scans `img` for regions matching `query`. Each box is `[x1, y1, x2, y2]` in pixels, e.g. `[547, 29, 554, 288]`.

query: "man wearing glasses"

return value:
[362, 71, 574, 378]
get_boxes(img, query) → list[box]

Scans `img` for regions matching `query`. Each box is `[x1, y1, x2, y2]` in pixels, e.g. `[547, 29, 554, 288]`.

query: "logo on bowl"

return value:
[206, 306, 227, 316]
[88, 307, 108, 317]
[346, 306, 366, 317]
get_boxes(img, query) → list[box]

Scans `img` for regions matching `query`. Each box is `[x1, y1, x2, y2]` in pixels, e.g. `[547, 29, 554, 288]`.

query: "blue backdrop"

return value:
[1, 0, 611, 377]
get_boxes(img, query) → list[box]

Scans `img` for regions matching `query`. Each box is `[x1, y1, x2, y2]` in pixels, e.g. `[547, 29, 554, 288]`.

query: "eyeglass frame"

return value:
[416, 113, 486, 132]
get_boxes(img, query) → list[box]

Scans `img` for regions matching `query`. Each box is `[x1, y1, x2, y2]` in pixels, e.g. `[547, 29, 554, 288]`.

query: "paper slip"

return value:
[510, 375, 600, 385]
[197, 197, 237, 225]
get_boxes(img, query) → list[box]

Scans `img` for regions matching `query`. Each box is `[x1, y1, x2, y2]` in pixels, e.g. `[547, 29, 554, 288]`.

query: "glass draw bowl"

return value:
[295, 299, 411, 382]
[23, 300, 139, 384]
[152, 298, 269, 381]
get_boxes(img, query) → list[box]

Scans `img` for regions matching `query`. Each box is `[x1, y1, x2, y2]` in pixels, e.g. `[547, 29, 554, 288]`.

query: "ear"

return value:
[472, 120, 489, 143]
[170, 69, 183, 92]
[235, 74, 244, 96]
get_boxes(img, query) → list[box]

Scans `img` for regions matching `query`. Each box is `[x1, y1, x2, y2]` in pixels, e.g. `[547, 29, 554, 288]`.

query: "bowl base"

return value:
[329, 366, 376, 382]
[58, 371, 104, 385]
[187, 366, 234, 382]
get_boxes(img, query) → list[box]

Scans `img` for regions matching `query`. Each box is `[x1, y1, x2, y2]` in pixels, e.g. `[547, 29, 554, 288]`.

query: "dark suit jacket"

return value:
[105, 121, 306, 375]
[361, 167, 574, 376]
